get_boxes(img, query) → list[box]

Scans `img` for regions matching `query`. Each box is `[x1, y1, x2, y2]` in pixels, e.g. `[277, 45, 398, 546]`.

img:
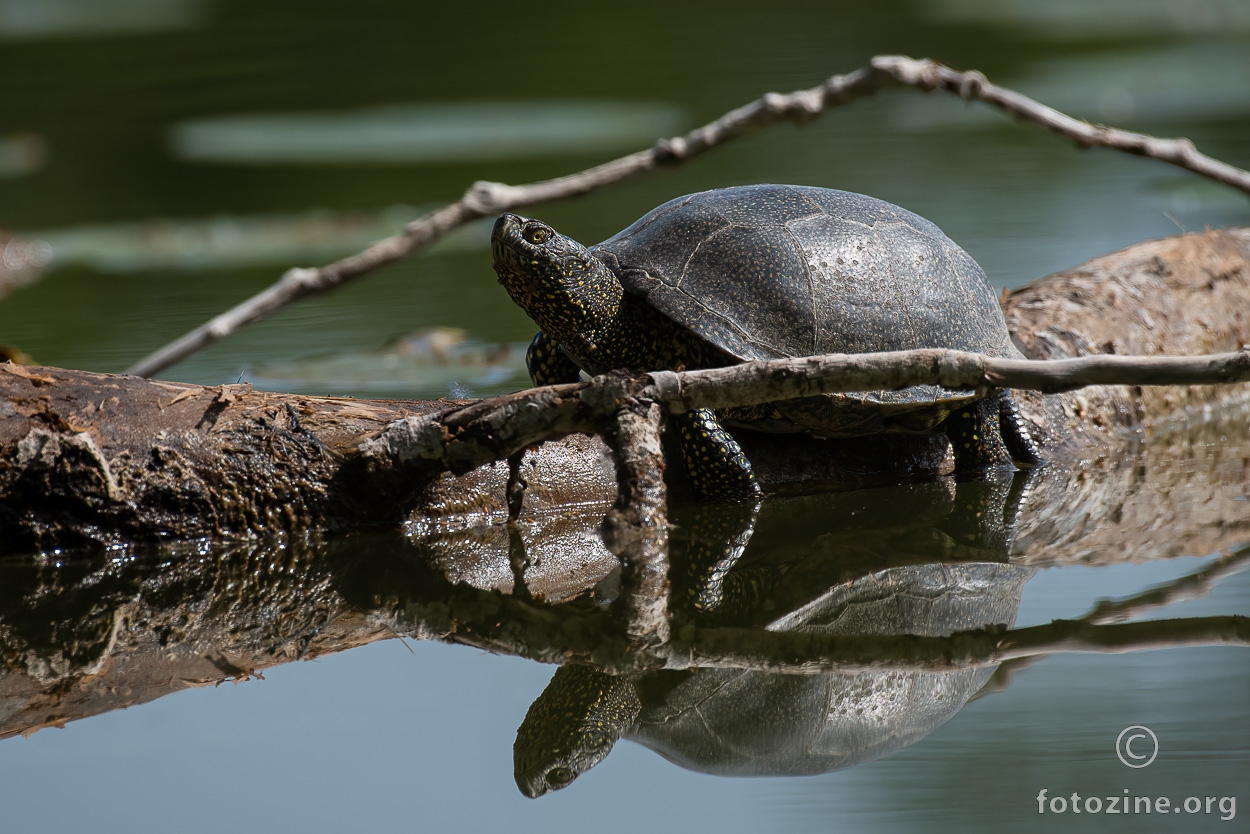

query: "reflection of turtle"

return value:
[516, 562, 1031, 795]
[514, 475, 1034, 797]
[636, 562, 1030, 777]
[492, 185, 1042, 501]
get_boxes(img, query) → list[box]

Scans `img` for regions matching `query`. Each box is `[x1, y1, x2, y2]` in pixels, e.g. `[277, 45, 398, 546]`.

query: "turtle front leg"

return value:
[676, 407, 761, 502]
[526, 330, 582, 385]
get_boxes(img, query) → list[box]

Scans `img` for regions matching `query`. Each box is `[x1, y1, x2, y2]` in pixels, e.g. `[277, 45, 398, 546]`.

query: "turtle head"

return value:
[513, 665, 641, 798]
[492, 213, 623, 359]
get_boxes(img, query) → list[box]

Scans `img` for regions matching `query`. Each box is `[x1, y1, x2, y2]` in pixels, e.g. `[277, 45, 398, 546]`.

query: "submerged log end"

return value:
[1005, 227, 1250, 451]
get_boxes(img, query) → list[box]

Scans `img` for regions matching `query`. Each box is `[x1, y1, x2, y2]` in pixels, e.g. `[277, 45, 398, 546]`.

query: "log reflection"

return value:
[1, 455, 1245, 799]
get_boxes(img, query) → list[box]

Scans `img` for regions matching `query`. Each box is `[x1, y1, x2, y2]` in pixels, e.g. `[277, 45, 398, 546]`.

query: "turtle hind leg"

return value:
[998, 390, 1044, 468]
[944, 393, 1013, 475]
[526, 330, 582, 385]
[676, 407, 761, 502]
[944, 390, 1044, 475]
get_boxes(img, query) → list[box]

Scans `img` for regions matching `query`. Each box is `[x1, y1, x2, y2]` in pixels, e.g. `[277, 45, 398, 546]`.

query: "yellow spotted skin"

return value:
[514, 665, 641, 797]
[677, 407, 761, 502]
[495, 211, 750, 500]
[680, 502, 762, 616]
[943, 390, 1043, 473]
[526, 331, 582, 385]
[945, 394, 1010, 472]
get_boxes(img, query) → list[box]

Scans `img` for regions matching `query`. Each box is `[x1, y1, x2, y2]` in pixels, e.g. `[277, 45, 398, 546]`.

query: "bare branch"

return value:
[975, 546, 1250, 697]
[871, 55, 1250, 194]
[648, 347, 1250, 413]
[125, 57, 1250, 379]
[385, 562, 1248, 677]
[356, 347, 1249, 488]
[356, 381, 591, 485]
[993, 616, 1250, 662]
[653, 615, 1250, 675]
[1085, 546, 1250, 624]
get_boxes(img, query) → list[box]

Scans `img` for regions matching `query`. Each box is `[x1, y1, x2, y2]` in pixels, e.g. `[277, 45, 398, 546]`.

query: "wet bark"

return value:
[2, 228, 1249, 555]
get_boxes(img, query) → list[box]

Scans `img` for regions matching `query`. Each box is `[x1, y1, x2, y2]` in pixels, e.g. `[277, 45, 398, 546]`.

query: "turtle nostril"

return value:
[492, 213, 520, 240]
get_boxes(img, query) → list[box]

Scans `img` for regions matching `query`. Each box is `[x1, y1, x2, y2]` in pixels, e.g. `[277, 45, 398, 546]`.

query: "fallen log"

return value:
[2, 228, 1249, 556]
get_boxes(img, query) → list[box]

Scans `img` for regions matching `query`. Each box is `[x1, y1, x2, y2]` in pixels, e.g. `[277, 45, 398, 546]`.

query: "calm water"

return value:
[1, 2, 1248, 832]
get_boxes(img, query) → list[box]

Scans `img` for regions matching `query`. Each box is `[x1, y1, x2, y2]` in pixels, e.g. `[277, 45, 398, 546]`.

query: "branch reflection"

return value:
[0, 435, 1246, 798]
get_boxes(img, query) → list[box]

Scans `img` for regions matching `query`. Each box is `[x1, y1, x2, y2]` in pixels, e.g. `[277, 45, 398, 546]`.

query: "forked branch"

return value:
[125, 56, 1250, 378]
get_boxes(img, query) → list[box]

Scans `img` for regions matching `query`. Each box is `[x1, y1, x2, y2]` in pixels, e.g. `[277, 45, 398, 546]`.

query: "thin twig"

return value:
[871, 56, 1250, 194]
[1086, 546, 1250, 624]
[993, 616, 1250, 662]
[125, 56, 1250, 379]
[647, 347, 1250, 412]
[357, 348, 1250, 484]
[386, 557, 1249, 676]
[666, 616, 1249, 675]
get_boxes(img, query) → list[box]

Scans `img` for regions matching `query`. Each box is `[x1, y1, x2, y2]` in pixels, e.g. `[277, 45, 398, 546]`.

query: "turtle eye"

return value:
[522, 223, 554, 245]
[545, 767, 577, 789]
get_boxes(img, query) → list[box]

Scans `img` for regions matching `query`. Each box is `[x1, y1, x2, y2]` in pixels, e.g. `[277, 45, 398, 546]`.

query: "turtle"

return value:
[512, 473, 1036, 796]
[492, 184, 1042, 501]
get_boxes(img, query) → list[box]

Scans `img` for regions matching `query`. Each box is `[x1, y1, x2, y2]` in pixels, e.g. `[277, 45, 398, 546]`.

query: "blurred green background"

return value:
[1, 0, 1247, 395]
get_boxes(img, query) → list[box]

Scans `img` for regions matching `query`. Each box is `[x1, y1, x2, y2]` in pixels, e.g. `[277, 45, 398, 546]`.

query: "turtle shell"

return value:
[592, 184, 1015, 412]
